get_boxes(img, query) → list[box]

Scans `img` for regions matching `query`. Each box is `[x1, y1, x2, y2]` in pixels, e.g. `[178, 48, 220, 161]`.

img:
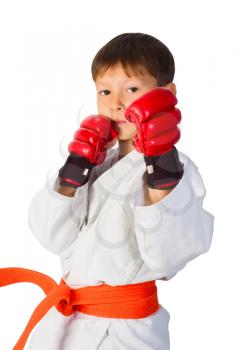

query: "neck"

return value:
[118, 139, 135, 159]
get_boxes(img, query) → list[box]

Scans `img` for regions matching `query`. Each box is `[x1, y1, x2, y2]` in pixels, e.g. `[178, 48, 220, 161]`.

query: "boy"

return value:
[0, 33, 214, 349]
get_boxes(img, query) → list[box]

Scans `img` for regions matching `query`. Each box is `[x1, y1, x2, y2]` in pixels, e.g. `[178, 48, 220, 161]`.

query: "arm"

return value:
[144, 184, 173, 206]
[57, 185, 77, 197]
[28, 115, 118, 255]
[28, 171, 89, 256]
[125, 88, 214, 279]
[131, 155, 215, 279]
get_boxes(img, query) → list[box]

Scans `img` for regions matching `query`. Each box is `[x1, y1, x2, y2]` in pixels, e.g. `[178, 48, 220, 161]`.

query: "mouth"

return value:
[115, 120, 127, 125]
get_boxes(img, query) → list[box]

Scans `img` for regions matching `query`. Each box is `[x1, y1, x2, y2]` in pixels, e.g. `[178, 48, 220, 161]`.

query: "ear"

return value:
[164, 83, 177, 96]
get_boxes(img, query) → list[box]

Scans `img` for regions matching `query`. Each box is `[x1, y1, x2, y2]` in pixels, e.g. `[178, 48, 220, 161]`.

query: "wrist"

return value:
[58, 154, 95, 188]
[144, 147, 184, 190]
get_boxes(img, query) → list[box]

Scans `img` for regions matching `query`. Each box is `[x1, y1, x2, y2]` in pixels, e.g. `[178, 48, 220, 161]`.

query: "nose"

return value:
[110, 95, 125, 112]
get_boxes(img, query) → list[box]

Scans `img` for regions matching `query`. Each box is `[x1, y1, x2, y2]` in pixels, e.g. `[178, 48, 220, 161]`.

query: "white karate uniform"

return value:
[27, 146, 214, 350]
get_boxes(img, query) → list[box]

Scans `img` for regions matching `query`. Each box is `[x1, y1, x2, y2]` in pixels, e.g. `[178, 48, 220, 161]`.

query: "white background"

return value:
[0, 0, 240, 349]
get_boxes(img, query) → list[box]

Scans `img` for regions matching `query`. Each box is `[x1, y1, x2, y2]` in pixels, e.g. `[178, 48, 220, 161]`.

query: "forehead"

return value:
[95, 63, 150, 84]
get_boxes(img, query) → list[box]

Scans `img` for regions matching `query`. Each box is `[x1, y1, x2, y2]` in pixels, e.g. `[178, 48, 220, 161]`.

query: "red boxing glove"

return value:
[59, 115, 118, 188]
[124, 88, 184, 190]
[68, 115, 118, 164]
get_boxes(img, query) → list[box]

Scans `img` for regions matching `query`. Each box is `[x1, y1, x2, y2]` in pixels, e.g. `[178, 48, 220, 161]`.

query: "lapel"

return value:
[90, 146, 146, 202]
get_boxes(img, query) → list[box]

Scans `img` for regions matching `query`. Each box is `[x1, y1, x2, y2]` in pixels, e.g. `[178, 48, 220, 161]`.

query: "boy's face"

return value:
[95, 63, 159, 141]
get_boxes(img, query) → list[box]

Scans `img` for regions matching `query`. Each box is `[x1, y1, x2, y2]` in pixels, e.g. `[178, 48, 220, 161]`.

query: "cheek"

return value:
[130, 123, 137, 134]
[96, 99, 102, 113]
[96, 97, 108, 113]
[126, 92, 143, 107]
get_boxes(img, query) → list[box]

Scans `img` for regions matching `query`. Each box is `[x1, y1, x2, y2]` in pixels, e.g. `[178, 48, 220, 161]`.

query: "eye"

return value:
[127, 87, 138, 93]
[99, 90, 110, 96]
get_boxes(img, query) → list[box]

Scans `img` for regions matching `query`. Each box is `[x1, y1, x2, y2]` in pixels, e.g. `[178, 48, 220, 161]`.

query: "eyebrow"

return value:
[96, 78, 142, 85]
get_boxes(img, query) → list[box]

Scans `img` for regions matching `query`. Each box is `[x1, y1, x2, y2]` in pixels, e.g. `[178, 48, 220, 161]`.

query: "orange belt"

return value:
[0, 267, 160, 350]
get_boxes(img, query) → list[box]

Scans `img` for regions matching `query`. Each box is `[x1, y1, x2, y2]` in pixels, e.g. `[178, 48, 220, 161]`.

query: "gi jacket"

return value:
[28, 146, 214, 288]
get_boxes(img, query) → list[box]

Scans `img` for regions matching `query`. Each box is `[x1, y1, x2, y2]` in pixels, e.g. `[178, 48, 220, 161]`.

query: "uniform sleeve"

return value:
[28, 170, 89, 256]
[130, 155, 215, 280]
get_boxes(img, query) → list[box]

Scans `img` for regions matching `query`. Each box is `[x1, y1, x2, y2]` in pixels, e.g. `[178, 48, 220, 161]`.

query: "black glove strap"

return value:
[58, 154, 95, 188]
[144, 147, 184, 190]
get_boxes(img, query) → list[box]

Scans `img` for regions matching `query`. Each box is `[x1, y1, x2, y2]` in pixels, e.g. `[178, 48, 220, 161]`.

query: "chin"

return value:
[118, 136, 133, 141]
[117, 132, 136, 141]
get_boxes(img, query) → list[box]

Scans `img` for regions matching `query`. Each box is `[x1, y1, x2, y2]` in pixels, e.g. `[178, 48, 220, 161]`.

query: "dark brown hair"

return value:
[91, 33, 175, 86]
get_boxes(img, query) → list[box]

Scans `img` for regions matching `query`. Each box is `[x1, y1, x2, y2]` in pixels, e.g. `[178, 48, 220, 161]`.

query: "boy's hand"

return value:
[124, 87, 181, 155]
[58, 115, 118, 188]
[124, 87, 184, 190]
